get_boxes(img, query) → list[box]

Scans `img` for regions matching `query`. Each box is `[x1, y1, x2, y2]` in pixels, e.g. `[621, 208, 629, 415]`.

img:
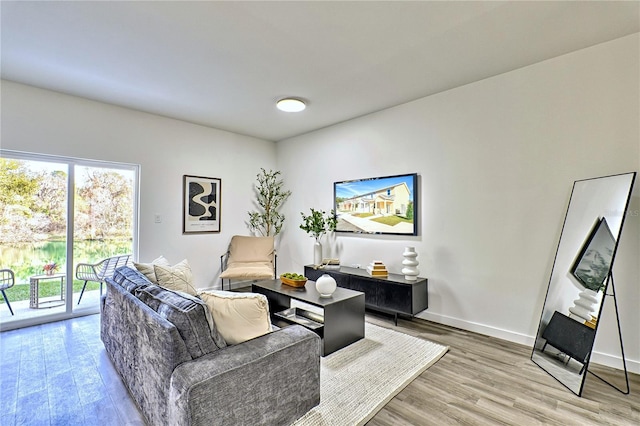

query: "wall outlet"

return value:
[154, 214, 162, 223]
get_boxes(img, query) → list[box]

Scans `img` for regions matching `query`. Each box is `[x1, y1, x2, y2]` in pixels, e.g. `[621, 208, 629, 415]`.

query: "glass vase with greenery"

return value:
[300, 208, 337, 265]
[247, 168, 292, 236]
[299, 208, 337, 241]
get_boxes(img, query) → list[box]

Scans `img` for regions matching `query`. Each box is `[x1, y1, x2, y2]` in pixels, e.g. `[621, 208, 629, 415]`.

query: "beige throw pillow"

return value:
[154, 259, 198, 296]
[199, 290, 271, 345]
[133, 255, 171, 283]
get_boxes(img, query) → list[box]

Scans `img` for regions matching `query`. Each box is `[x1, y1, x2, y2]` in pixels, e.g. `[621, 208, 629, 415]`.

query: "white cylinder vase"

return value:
[401, 246, 419, 281]
[568, 289, 600, 323]
[316, 274, 337, 298]
[314, 240, 323, 265]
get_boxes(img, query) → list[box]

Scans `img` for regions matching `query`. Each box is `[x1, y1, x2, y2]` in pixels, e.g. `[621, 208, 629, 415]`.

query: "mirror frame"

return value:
[531, 172, 636, 396]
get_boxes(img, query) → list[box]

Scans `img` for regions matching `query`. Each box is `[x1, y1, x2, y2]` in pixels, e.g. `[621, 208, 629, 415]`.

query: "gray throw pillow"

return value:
[135, 284, 226, 358]
[113, 266, 153, 293]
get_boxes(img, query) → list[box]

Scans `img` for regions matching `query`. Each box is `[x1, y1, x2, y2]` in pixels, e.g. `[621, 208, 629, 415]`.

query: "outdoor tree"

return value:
[247, 168, 291, 236]
[405, 201, 414, 220]
[1, 161, 134, 244]
[76, 170, 133, 240]
[0, 159, 39, 212]
[0, 159, 44, 244]
[36, 170, 67, 235]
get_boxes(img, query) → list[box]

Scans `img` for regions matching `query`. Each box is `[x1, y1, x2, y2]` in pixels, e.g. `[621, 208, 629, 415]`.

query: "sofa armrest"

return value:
[169, 325, 320, 426]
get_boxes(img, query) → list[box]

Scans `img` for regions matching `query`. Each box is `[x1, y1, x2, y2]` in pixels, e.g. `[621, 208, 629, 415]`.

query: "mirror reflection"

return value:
[531, 172, 636, 395]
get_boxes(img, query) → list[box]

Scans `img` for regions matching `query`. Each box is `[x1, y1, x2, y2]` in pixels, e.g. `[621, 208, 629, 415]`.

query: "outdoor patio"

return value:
[0, 288, 102, 323]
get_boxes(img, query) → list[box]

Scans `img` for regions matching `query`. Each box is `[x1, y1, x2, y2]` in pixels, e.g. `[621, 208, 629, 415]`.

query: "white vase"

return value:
[314, 240, 323, 265]
[316, 273, 337, 298]
[568, 289, 600, 323]
[401, 247, 419, 281]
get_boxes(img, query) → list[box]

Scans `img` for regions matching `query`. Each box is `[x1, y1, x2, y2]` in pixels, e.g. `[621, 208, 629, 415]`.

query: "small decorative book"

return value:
[366, 261, 388, 277]
[320, 258, 341, 270]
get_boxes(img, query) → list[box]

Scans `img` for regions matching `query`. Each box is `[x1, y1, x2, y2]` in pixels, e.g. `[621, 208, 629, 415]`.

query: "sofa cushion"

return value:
[133, 255, 171, 283]
[112, 265, 154, 293]
[154, 259, 198, 296]
[136, 284, 226, 358]
[199, 290, 272, 345]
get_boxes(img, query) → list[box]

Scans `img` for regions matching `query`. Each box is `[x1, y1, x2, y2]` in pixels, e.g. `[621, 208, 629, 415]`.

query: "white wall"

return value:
[0, 81, 277, 289]
[2, 34, 637, 373]
[277, 34, 640, 372]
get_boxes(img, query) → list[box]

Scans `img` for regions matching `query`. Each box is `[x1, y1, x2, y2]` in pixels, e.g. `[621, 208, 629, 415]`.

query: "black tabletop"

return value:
[252, 279, 363, 307]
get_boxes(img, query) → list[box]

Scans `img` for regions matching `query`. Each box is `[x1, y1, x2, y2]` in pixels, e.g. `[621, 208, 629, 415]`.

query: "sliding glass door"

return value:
[0, 151, 138, 330]
[73, 165, 135, 308]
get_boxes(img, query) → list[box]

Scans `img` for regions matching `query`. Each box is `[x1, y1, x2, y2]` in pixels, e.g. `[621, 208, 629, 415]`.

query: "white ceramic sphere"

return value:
[316, 274, 337, 298]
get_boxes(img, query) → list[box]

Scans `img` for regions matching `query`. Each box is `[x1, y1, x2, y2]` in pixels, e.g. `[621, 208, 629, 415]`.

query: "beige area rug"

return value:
[292, 322, 449, 426]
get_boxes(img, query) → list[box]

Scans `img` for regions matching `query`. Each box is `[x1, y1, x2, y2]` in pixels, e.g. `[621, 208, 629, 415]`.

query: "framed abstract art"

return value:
[183, 175, 221, 234]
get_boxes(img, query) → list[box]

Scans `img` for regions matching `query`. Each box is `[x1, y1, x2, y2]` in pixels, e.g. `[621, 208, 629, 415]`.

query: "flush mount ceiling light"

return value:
[276, 98, 306, 112]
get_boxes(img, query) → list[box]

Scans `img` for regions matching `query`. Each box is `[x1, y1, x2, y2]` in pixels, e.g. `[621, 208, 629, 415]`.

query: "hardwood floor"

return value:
[366, 313, 639, 426]
[0, 312, 637, 425]
[0, 314, 145, 426]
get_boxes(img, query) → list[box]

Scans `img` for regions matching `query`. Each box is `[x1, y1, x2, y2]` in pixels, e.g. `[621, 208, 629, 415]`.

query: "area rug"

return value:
[292, 322, 449, 425]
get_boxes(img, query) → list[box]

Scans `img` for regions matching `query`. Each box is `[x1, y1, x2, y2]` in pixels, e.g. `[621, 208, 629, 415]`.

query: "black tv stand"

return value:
[304, 265, 428, 325]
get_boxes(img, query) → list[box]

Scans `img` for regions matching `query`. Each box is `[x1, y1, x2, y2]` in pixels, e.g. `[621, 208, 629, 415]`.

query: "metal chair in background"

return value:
[75, 254, 131, 304]
[0, 269, 16, 315]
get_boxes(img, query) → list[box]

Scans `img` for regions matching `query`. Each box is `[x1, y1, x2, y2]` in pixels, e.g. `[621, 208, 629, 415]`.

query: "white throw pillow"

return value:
[133, 255, 171, 283]
[199, 290, 271, 345]
[154, 259, 198, 296]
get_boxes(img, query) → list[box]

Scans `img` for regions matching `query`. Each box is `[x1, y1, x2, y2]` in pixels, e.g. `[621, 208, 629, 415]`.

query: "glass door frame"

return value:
[0, 149, 139, 331]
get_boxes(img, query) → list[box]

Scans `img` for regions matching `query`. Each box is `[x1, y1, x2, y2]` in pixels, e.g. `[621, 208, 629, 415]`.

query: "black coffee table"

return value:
[252, 279, 365, 356]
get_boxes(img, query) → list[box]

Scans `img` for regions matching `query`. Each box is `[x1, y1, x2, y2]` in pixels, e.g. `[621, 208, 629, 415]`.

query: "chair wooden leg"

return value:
[1, 290, 14, 315]
[77, 280, 89, 305]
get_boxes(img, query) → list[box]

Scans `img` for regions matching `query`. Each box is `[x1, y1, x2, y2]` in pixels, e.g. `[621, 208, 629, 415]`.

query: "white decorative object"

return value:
[401, 247, 419, 281]
[315, 273, 337, 298]
[568, 289, 600, 323]
[314, 240, 323, 266]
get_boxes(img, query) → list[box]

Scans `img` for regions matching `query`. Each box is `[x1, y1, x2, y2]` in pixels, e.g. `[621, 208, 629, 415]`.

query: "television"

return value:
[333, 173, 418, 235]
[570, 217, 615, 292]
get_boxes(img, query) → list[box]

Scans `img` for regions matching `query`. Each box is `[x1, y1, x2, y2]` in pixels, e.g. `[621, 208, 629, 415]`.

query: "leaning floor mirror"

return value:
[531, 172, 636, 396]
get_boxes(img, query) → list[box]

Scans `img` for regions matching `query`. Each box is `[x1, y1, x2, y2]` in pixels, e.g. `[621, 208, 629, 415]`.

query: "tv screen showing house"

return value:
[333, 173, 418, 235]
[570, 217, 616, 292]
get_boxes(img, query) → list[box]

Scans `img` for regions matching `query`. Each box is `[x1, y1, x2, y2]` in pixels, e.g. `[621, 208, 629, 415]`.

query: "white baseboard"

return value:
[590, 351, 639, 374]
[416, 311, 639, 374]
[416, 311, 534, 345]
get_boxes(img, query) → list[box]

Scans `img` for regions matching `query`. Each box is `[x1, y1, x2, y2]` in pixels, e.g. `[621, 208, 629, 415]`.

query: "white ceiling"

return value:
[2, 1, 638, 142]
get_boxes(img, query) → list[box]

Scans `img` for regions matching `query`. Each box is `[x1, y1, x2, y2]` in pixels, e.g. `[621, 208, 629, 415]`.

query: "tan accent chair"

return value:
[219, 236, 276, 290]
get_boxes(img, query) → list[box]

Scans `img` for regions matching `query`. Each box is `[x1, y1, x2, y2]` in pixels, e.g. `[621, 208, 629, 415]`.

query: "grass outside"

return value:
[0, 280, 100, 304]
[353, 213, 374, 218]
[372, 215, 412, 226]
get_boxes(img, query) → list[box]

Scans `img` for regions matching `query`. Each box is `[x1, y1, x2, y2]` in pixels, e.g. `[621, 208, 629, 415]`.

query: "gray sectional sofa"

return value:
[100, 266, 320, 426]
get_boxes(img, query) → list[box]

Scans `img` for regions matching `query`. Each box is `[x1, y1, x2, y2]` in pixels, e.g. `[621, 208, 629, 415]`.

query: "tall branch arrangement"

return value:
[247, 168, 291, 236]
